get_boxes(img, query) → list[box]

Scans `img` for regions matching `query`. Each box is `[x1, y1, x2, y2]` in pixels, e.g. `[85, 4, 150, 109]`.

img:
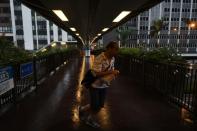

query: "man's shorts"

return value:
[89, 87, 107, 112]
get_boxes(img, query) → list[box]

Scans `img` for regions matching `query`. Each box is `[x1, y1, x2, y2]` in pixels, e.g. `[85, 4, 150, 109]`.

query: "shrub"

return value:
[0, 37, 32, 65]
[92, 47, 186, 64]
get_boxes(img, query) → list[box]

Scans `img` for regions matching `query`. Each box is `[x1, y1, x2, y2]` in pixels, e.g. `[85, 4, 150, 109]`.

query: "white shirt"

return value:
[92, 52, 115, 88]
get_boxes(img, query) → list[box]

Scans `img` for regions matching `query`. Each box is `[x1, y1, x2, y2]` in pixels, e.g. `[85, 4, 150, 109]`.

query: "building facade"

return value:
[104, 0, 197, 53]
[0, 0, 13, 42]
[0, 0, 77, 50]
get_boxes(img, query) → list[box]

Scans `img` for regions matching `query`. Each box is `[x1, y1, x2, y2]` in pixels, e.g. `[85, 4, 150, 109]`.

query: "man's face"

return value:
[109, 45, 119, 57]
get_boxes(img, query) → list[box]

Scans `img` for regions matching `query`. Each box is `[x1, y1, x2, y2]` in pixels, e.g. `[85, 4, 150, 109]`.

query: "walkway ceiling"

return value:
[19, 0, 163, 45]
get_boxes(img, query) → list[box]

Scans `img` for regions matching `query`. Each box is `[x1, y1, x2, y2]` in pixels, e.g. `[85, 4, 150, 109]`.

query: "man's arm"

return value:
[92, 55, 119, 77]
[94, 70, 119, 77]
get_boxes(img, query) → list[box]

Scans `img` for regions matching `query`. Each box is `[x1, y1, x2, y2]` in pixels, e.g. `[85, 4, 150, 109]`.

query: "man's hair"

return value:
[106, 41, 118, 50]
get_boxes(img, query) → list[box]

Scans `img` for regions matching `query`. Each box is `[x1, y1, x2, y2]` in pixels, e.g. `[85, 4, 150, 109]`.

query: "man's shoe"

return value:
[85, 119, 100, 128]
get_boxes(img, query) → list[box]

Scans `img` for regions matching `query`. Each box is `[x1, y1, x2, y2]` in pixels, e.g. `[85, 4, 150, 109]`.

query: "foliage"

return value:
[116, 27, 134, 46]
[0, 36, 79, 66]
[118, 48, 145, 58]
[118, 47, 186, 63]
[150, 19, 168, 38]
[0, 37, 32, 65]
[35, 46, 79, 58]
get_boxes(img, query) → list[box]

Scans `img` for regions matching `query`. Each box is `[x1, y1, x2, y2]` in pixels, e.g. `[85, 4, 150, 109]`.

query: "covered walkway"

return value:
[0, 57, 194, 131]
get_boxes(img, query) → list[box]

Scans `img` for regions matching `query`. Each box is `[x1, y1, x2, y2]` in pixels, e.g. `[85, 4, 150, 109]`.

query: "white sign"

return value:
[0, 79, 14, 95]
[0, 67, 14, 95]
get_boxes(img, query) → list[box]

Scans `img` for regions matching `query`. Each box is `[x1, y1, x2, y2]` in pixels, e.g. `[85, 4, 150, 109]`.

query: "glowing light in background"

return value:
[90, 55, 94, 68]
[71, 57, 85, 127]
[98, 103, 111, 129]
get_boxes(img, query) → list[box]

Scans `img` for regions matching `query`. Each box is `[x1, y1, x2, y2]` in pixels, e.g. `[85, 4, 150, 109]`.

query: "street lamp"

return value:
[189, 23, 196, 28]
[187, 21, 196, 28]
[173, 28, 178, 31]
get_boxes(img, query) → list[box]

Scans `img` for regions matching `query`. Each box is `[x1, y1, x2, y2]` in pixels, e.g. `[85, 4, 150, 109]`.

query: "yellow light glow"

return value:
[190, 23, 196, 28]
[113, 11, 131, 22]
[70, 28, 76, 31]
[173, 28, 177, 31]
[41, 49, 47, 52]
[102, 28, 109, 32]
[97, 33, 101, 36]
[76, 33, 79, 36]
[61, 42, 66, 45]
[71, 57, 85, 127]
[52, 10, 68, 21]
[51, 43, 56, 47]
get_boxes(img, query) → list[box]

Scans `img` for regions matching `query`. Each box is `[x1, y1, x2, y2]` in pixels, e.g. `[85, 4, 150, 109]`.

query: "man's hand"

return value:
[94, 69, 120, 77]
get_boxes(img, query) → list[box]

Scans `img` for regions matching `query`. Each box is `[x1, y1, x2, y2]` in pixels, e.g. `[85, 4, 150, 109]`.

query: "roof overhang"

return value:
[19, 0, 163, 45]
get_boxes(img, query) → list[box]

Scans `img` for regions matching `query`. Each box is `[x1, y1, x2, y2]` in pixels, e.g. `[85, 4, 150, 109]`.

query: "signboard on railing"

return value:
[0, 66, 14, 95]
[20, 62, 33, 79]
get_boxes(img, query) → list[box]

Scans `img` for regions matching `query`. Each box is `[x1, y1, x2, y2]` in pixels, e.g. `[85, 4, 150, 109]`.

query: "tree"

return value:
[116, 26, 134, 47]
[150, 19, 168, 48]
[0, 36, 31, 64]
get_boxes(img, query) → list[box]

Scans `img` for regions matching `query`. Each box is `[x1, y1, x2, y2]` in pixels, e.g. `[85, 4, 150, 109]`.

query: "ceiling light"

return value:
[76, 33, 79, 36]
[102, 28, 109, 32]
[52, 10, 68, 21]
[97, 33, 101, 36]
[70, 28, 76, 31]
[113, 11, 131, 22]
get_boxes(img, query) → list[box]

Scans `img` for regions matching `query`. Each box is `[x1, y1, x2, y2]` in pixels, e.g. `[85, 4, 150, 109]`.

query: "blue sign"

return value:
[20, 62, 33, 78]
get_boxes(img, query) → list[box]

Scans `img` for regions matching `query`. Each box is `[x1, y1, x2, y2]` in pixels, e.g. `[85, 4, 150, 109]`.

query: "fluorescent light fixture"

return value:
[76, 33, 79, 36]
[97, 33, 101, 36]
[52, 10, 68, 21]
[113, 11, 131, 22]
[70, 28, 76, 31]
[51, 43, 56, 47]
[102, 28, 109, 32]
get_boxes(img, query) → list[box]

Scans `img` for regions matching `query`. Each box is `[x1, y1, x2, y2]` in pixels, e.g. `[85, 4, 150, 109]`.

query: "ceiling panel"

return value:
[20, 0, 163, 44]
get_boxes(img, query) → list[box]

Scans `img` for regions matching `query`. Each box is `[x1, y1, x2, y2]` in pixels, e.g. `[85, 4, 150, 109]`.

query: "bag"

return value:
[81, 62, 111, 89]
[81, 70, 98, 88]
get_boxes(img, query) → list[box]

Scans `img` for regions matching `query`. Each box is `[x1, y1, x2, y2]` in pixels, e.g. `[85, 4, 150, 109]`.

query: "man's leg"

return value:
[99, 88, 107, 108]
[85, 88, 101, 128]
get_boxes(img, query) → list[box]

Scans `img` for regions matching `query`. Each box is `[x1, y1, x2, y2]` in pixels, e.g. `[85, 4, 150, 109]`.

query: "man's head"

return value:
[105, 41, 119, 57]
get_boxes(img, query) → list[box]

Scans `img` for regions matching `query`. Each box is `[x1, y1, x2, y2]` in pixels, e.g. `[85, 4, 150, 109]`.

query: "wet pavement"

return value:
[0, 57, 195, 131]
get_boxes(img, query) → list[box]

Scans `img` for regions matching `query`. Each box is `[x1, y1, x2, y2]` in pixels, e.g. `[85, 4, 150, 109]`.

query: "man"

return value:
[79, 41, 120, 128]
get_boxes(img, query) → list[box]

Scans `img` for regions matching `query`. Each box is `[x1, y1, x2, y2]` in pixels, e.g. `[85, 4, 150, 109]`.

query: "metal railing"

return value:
[116, 56, 197, 118]
[0, 50, 79, 109]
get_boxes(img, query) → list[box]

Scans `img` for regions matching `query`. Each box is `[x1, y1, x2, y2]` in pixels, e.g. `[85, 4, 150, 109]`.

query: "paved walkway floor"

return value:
[0, 57, 195, 131]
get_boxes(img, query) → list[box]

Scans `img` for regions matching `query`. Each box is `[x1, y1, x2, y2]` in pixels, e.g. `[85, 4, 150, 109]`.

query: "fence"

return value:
[117, 56, 197, 118]
[0, 50, 79, 109]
